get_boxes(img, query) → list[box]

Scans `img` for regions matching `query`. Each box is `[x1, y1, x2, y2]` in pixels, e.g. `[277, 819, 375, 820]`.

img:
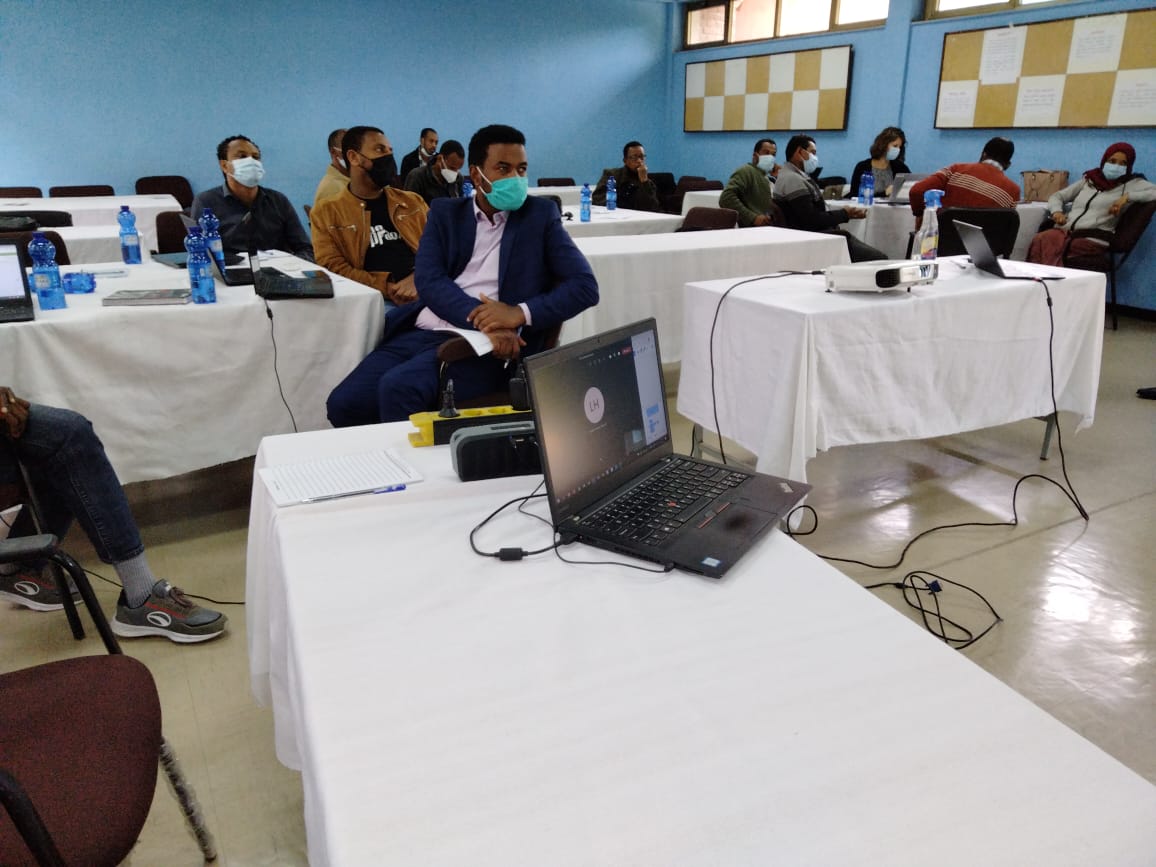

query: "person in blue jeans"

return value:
[0, 387, 226, 643]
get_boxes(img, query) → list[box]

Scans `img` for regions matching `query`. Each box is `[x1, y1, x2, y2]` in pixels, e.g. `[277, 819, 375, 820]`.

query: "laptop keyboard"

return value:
[583, 458, 750, 547]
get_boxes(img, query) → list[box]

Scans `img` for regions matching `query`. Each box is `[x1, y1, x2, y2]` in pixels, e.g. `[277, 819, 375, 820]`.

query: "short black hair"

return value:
[468, 124, 526, 168]
[440, 139, 465, 159]
[753, 138, 776, 155]
[982, 136, 1014, 167]
[327, 128, 346, 151]
[217, 135, 256, 162]
[342, 126, 384, 158]
[421, 127, 437, 139]
[623, 140, 644, 160]
[785, 134, 815, 163]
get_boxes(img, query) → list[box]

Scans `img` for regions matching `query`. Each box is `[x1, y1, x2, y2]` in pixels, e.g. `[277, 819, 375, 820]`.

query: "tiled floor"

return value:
[3, 317, 1154, 865]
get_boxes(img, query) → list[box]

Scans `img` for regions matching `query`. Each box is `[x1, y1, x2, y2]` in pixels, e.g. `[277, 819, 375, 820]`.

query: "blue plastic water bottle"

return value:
[184, 227, 216, 304]
[117, 205, 142, 264]
[858, 171, 874, 206]
[27, 232, 66, 310]
[913, 189, 944, 261]
[461, 180, 474, 199]
[606, 176, 617, 211]
[198, 207, 226, 273]
[580, 183, 592, 223]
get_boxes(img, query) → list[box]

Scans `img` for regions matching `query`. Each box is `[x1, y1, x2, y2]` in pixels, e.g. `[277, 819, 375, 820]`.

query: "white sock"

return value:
[114, 553, 158, 607]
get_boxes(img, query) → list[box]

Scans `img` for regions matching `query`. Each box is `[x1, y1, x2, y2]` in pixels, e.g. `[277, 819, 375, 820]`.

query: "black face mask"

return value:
[361, 153, 397, 188]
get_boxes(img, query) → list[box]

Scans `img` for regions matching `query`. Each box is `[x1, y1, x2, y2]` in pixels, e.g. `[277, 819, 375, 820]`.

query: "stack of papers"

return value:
[259, 448, 423, 507]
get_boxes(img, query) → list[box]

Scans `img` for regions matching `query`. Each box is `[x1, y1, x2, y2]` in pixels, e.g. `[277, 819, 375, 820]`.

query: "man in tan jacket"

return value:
[310, 125, 428, 304]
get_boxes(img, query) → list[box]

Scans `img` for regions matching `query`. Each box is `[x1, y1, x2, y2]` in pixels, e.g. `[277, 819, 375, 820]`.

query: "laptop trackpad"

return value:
[668, 501, 778, 577]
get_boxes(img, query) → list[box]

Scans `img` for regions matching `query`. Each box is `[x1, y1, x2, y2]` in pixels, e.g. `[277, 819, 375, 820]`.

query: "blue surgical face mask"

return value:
[756, 154, 776, 173]
[886, 146, 901, 161]
[231, 157, 265, 188]
[802, 153, 819, 175]
[1102, 163, 1127, 181]
[478, 171, 528, 211]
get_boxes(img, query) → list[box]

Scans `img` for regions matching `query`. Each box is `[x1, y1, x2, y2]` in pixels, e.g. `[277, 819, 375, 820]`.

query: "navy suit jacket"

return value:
[390, 195, 598, 353]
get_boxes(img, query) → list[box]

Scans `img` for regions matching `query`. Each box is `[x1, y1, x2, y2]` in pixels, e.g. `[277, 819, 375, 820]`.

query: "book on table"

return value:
[101, 288, 191, 306]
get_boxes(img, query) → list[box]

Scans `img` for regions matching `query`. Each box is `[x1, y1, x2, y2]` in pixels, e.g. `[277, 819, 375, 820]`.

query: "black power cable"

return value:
[264, 300, 299, 433]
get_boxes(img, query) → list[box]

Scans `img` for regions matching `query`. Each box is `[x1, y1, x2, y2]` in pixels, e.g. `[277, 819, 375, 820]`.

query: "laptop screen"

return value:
[527, 319, 671, 523]
[0, 241, 32, 304]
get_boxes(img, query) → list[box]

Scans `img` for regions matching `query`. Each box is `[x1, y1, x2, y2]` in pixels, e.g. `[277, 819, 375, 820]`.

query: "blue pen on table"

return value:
[373, 484, 406, 494]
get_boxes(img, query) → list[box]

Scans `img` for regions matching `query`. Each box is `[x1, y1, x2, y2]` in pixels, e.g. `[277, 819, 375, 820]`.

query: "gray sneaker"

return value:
[0, 567, 79, 612]
[112, 580, 227, 644]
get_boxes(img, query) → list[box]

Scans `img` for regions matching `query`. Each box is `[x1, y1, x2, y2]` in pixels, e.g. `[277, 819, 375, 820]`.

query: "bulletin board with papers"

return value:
[934, 9, 1156, 129]
[684, 45, 852, 132]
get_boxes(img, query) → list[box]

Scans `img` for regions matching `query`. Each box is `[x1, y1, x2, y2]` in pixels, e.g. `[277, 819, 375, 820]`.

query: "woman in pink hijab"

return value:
[1027, 142, 1156, 266]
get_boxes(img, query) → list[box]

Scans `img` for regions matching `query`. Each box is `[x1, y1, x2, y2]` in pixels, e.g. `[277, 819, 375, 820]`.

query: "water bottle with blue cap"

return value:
[184, 227, 216, 304]
[117, 206, 142, 264]
[913, 189, 944, 260]
[606, 176, 617, 211]
[28, 232, 66, 310]
[580, 184, 592, 223]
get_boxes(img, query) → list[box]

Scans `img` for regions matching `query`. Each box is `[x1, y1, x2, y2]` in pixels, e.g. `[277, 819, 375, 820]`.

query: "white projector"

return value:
[824, 260, 938, 292]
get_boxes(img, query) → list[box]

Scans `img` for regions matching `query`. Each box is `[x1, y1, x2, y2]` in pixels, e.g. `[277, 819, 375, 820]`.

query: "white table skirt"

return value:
[677, 260, 1105, 480]
[681, 189, 723, 214]
[569, 227, 849, 363]
[246, 421, 1156, 867]
[831, 201, 1049, 260]
[53, 225, 154, 265]
[5, 259, 383, 483]
[562, 205, 682, 238]
[529, 185, 582, 206]
[0, 193, 178, 253]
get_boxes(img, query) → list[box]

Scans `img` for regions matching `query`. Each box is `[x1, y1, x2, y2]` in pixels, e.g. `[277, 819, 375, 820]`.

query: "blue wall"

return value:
[0, 0, 671, 217]
[667, 0, 1156, 310]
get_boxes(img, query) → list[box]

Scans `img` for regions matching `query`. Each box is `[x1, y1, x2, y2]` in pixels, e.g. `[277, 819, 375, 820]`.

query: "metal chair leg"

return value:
[159, 737, 218, 862]
[1037, 413, 1057, 460]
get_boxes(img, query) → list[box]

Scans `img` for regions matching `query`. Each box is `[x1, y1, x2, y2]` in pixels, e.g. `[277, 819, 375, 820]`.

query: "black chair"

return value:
[649, 172, 676, 201]
[48, 185, 115, 197]
[938, 207, 1021, 258]
[534, 194, 563, 215]
[436, 323, 563, 410]
[134, 175, 194, 210]
[536, 177, 576, 187]
[1062, 200, 1156, 331]
[153, 211, 188, 255]
[0, 230, 71, 265]
[0, 210, 73, 228]
[0, 186, 43, 198]
[678, 206, 738, 231]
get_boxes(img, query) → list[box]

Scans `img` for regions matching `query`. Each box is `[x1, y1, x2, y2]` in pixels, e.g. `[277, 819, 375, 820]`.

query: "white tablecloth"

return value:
[53, 225, 153, 265]
[529, 185, 582, 206]
[677, 260, 1105, 481]
[246, 421, 1156, 867]
[4, 259, 383, 483]
[832, 201, 1049, 260]
[0, 193, 178, 254]
[680, 189, 723, 214]
[570, 227, 849, 363]
[562, 205, 682, 238]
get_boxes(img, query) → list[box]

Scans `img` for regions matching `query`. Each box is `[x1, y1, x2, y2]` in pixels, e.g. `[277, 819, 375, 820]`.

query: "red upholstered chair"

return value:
[536, 177, 576, 187]
[679, 206, 738, 231]
[153, 211, 188, 255]
[48, 185, 115, 197]
[0, 187, 43, 198]
[0, 531, 218, 865]
[134, 175, 194, 210]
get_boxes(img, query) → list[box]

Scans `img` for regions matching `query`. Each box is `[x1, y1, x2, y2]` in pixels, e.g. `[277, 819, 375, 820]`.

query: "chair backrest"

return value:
[680, 206, 738, 231]
[0, 186, 43, 198]
[536, 177, 576, 187]
[536, 194, 563, 214]
[817, 176, 847, 189]
[134, 175, 194, 209]
[154, 211, 188, 254]
[0, 210, 73, 228]
[0, 230, 70, 265]
[1111, 199, 1156, 254]
[48, 184, 115, 197]
[766, 200, 787, 228]
[649, 172, 676, 197]
[939, 207, 1021, 258]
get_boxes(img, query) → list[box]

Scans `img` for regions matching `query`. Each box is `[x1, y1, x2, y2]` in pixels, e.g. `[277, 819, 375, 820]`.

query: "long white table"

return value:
[562, 205, 682, 238]
[677, 260, 1105, 481]
[0, 193, 179, 253]
[570, 227, 849, 363]
[53, 225, 153, 264]
[680, 188, 723, 214]
[246, 421, 1156, 866]
[4, 259, 383, 483]
[529, 185, 582, 206]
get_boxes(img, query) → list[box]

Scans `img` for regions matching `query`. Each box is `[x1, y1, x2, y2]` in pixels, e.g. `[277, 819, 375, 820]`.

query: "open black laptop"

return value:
[955, 220, 1065, 280]
[524, 319, 811, 578]
[0, 240, 35, 323]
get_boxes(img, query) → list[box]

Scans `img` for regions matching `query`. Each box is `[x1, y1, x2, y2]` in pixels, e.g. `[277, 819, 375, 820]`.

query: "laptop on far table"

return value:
[0, 240, 35, 323]
[888, 173, 929, 203]
[524, 318, 811, 579]
[955, 220, 1065, 281]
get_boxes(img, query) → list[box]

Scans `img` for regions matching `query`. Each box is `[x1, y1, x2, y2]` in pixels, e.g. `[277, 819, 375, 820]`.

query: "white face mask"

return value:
[802, 153, 819, 175]
[1102, 163, 1127, 181]
[756, 154, 776, 172]
[420, 146, 435, 158]
[886, 146, 901, 161]
[441, 167, 459, 184]
[231, 157, 265, 188]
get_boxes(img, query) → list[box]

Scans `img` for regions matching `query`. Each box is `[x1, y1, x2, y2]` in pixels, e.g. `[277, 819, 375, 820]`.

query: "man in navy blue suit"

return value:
[327, 124, 599, 426]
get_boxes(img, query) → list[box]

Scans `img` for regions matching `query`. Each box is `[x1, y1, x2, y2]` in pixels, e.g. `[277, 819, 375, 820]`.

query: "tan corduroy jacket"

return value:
[310, 186, 428, 301]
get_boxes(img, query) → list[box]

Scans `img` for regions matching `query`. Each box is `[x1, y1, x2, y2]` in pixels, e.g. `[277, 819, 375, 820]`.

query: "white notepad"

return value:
[259, 448, 423, 507]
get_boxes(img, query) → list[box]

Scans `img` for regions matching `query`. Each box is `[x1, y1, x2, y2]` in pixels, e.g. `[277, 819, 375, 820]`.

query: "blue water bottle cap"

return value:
[924, 189, 944, 208]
